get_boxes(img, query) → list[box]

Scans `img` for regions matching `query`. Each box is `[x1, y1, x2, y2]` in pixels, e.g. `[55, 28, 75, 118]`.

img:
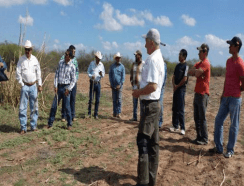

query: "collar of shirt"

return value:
[148, 49, 161, 60]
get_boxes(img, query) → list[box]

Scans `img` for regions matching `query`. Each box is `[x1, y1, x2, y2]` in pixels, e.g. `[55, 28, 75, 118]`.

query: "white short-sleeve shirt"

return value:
[140, 49, 165, 100]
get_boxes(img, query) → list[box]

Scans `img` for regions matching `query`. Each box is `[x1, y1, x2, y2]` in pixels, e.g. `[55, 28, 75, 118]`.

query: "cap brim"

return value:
[226, 40, 232, 45]
[160, 42, 166, 46]
[196, 47, 202, 50]
[142, 34, 147, 39]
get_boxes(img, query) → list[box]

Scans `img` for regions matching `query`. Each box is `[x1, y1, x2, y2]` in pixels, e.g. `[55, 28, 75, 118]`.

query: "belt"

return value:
[23, 81, 36, 86]
[141, 99, 159, 104]
[58, 84, 70, 87]
[90, 80, 100, 84]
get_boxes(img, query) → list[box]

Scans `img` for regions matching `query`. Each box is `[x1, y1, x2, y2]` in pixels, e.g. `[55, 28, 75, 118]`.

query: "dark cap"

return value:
[197, 43, 209, 52]
[180, 49, 187, 58]
[66, 49, 74, 58]
[227, 36, 242, 48]
[134, 50, 142, 56]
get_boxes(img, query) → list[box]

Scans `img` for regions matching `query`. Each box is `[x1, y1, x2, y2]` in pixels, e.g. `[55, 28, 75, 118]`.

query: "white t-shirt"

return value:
[140, 49, 164, 100]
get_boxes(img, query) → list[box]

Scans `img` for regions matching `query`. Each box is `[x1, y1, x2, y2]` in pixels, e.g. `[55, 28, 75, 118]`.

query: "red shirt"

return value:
[223, 56, 244, 97]
[194, 58, 211, 95]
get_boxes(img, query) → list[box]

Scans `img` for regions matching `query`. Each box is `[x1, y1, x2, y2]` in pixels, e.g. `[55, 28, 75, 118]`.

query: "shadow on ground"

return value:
[59, 166, 137, 186]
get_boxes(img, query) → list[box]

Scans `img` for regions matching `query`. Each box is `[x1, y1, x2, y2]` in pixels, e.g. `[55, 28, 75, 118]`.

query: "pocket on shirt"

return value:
[116, 69, 122, 76]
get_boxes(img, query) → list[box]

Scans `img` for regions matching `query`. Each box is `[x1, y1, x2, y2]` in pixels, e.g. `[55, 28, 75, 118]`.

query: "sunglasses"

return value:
[25, 48, 32, 52]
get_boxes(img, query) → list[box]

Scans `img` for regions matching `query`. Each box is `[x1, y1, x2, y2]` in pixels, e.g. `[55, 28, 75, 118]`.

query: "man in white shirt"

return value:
[16, 40, 42, 134]
[87, 51, 105, 119]
[132, 28, 165, 186]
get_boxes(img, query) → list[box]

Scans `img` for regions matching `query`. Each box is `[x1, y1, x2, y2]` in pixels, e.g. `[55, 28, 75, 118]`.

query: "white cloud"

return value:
[176, 36, 200, 46]
[53, 0, 72, 6]
[123, 41, 143, 51]
[18, 15, 34, 26]
[30, 0, 47, 4]
[95, 2, 122, 31]
[54, 39, 59, 44]
[140, 10, 153, 21]
[219, 51, 223, 55]
[116, 10, 144, 26]
[196, 34, 201, 38]
[181, 14, 196, 26]
[205, 34, 227, 48]
[102, 41, 118, 50]
[154, 16, 172, 27]
[60, 11, 66, 16]
[74, 43, 86, 51]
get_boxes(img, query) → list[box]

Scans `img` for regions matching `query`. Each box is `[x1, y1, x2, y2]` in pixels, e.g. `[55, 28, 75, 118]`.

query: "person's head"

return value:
[94, 51, 102, 63]
[197, 43, 209, 61]
[179, 49, 187, 62]
[134, 50, 142, 62]
[142, 28, 162, 55]
[227, 36, 242, 55]
[65, 49, 73, 63]
[113, 52, 122, 64]
[24, 40, 33, 59]
[69, 45, 76, 58]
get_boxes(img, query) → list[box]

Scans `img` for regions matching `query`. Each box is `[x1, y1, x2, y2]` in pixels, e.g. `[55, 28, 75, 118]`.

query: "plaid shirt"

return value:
[61, 55, 79, 80]
[54, 59, 76, 91]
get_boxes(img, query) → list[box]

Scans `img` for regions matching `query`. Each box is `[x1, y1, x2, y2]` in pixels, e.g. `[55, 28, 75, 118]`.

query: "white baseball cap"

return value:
[113, 52, 122, 59]
[24, 40, 33, 48]
[94, 51, 103, 60]
[142, 28, 166, 46]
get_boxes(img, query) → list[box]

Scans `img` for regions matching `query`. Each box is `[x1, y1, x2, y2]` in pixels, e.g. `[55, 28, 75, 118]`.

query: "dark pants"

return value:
[137, 100, 160, 186]
[172, 87, 186, 130]
[194, 93, 209, 142]
[62, 83, 77, 120]
[48, 84, 72, 127]
[88, 80, 101, 117]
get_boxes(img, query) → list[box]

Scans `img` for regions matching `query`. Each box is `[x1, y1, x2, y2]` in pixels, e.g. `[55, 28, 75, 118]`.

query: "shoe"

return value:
[32, 129, 38, 132]
[169, 125, 178, 132]
[20, 130, 26, 135]
[44, 125, 52, 129]
[85, 115, 91, 119]
[196, 140, 208, 145]
[113, 113, 116, 117]
[61, 118, 66, 122]
[94, 116, 99, 120]
[67, 126, 72, 130]
[209, 147, 222, 154]
[72, 118, 77, 121]
[117, 114, 121, 119]
[180, 130, 185, 135]
[129, 118, 137, 121]
[224, 151, 233, 158]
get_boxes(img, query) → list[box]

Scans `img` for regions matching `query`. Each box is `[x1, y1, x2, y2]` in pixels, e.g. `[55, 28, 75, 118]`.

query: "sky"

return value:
[1, 0, 244, 66]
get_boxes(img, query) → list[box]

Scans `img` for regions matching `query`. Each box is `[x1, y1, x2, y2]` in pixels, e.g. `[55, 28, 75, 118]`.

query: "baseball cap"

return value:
[134, 50, 142, 56]
[142, 28, 166, 46]
[197, 43, 209, 52]
[227, 36, 242, 48]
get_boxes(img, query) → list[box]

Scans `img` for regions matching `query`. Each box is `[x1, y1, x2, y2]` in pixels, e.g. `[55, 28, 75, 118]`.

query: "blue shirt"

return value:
[109, 62, 125, 89]
[0, 55, 7, 71]
[87, 61, 105, 82]
[54, 59, 76, 91]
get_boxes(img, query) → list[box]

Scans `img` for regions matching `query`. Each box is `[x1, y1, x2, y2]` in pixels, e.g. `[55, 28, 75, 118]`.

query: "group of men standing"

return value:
[13, 27, 244, 186]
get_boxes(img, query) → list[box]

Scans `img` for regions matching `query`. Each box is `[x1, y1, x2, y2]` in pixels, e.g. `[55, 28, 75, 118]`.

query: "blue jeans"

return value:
[112, 88, 122, 115]
[158, 86, 165, 128]
[19, 84, 38, 131]
[88, 80, 101, 117]
[48, 84, 72, 127]
[62, 83, 77, 120]
[132, 97, 142, 121]
[172, 87, 186, 130]
[214, 97, 242, 154]
[194, 93, 209, 142]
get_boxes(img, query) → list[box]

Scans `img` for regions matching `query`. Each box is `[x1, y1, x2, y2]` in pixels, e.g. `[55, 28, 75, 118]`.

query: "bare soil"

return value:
[1, 74, 244, 186]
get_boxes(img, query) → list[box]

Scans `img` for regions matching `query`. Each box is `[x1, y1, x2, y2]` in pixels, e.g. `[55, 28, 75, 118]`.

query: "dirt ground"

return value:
[1, 73, 244, 186]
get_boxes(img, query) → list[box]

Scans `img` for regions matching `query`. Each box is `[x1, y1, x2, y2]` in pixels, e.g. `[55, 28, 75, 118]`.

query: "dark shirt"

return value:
[174, 62, 188, 88]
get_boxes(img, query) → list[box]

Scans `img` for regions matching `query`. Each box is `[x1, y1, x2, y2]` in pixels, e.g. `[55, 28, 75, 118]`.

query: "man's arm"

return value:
[188, 66, 204, 77]
[130, 64, 133, 86]
[240, 76, 244, 92]
[132, 82, 157, 98]
[16, 59, 24, 87]
[87, 62, 93, 79]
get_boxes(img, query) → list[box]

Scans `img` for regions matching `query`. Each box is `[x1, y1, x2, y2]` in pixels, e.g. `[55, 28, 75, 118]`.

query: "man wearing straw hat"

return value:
[16, 40, 42, 134]
[109, 52, 125, 119]
[87, 51, 105, 119]
[133, 28, 165, 186]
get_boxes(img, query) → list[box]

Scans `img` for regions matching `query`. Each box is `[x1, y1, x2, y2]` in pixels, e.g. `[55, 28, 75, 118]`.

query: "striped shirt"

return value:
[54, 59, 76, 91]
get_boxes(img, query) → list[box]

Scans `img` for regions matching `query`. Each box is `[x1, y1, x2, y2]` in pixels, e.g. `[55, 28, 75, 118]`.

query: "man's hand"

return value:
[64, 89, 69, 96]
[116, 85, 120, 90]
[54, 88, 58, 94]
[38, 86, 43, 92]
[132, 89, 140, 98]
[173, 85, 178, 92]
[0, 62, 3, 68]
[92, 75, 95, 80]
[99, 71, 102, 76]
